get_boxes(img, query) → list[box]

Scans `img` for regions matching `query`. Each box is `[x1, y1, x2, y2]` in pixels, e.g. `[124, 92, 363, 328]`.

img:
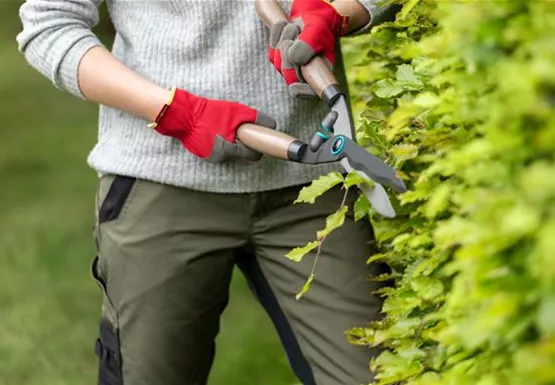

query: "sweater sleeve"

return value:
[16, 0, 105, 99]
[349, 0, 400, 35]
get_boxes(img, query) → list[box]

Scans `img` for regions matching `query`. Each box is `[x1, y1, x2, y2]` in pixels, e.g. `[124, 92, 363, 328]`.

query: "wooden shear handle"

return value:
[255, 0, 341, 100]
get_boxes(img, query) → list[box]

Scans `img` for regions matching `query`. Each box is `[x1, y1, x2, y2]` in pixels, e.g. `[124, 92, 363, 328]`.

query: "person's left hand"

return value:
[268, 0, 350, 99]
[151, 88, 277, 162]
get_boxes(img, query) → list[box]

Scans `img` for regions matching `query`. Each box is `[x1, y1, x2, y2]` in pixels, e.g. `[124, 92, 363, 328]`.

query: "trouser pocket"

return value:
[91, 175, 138, 384]
[98, 175, 137, 225]
[91, 255, 123, 385]
[95, 318, 123, 385]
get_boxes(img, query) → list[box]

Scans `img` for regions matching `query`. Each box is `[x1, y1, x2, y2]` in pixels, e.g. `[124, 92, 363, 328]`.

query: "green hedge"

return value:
[296, 0, 555, 383]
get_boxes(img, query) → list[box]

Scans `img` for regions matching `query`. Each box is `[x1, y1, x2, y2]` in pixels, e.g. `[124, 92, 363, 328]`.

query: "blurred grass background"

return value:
[0, 2, 301, 384]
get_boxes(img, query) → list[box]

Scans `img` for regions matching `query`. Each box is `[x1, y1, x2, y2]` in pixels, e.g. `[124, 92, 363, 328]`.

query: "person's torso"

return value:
[105, 0, 295, 104]
[89, 0, 347, 192]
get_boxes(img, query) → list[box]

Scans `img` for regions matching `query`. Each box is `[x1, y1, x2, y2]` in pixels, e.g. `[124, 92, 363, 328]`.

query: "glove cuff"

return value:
[150, 88, 200, 141]
[148, 87, 178, 129]
[324, 0, 350, 36]
[291, 0, 350, 37]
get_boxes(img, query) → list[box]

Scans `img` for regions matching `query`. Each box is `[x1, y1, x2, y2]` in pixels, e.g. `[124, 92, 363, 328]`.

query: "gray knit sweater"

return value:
[17, 0, 391, 193]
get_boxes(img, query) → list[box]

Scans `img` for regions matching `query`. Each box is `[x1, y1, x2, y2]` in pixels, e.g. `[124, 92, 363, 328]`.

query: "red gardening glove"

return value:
[151, 89, 276, 162]
[268, 0, 349, 98]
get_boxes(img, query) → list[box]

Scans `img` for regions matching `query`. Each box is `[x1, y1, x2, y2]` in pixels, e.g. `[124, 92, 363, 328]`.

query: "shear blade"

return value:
[339, 159, 396, 218]
[343, 140, 407, 193]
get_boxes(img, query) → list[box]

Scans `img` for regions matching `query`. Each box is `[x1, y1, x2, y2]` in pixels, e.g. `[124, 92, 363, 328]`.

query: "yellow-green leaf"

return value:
[354, 194, 371, 221]
[295, 172, 344, 204]
[317, 206, 348, 240]
[372, 78, 404, 99]
[344, 171, 374, 189]
[296, 273, 315, 300]
[367, 252, 390, 264]
[423, 183, 451, 219]
[398, 0, 420, 21]
[386, 104, 420, 140]
[390, 144, 419, 162]
[413, 92, 440, 108]
[285, 241, 319, 262]
[410, 277, 444, 300]
[396, 64, 423, 90]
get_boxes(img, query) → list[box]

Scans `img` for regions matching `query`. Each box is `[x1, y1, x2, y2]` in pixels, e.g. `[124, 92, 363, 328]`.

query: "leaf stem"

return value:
[309, 187, 351, 279]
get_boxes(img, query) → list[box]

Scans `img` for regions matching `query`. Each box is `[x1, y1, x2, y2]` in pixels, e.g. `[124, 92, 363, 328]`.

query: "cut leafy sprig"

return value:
[286, 171, 375, 300]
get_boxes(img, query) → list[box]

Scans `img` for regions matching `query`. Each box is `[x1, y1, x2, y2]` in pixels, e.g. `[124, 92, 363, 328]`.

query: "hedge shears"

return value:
[236, 0, 406, 217]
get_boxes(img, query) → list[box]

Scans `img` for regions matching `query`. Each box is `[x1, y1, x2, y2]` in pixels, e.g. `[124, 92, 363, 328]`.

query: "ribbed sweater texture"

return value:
[17, 0, 391, 193]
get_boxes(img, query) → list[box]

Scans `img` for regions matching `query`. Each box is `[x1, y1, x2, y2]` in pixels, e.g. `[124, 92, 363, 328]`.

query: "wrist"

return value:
[291, 0, 350, 36]
[330, 0, 370, 33]
[320, 0, 351, 36]
[147, 87, 176, 124]
[149, 88, 201, 140]
[148, 87, 178, 128]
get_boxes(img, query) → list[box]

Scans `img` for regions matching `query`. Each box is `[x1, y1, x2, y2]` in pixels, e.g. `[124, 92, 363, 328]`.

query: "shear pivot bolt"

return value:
[331, 136, 345, 155]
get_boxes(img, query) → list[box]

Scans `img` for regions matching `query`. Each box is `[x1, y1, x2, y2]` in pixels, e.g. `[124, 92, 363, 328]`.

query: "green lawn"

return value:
[0, 16, 296, 385]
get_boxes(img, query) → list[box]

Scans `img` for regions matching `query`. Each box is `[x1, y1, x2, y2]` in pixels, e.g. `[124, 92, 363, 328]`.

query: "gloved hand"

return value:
[150, 88, 276, 162]
[268, 0, 350, 98]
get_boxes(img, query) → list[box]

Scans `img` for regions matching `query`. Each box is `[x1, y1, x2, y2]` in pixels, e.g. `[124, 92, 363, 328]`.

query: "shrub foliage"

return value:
[295, 0, 555, 383]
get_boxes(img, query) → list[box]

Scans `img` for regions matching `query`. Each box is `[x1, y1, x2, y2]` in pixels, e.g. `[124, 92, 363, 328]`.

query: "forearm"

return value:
[17, 0, 169, 122]
[331, 0, 371, 33]
[78, 46, 170, 121]
[333, 0, 400, 34]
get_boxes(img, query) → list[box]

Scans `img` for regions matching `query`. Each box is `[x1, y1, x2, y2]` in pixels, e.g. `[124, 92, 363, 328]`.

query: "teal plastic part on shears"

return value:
[331, 135, 346, 155]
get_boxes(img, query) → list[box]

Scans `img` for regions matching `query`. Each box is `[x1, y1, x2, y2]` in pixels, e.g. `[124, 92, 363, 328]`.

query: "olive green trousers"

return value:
[91, 174, 384, 385]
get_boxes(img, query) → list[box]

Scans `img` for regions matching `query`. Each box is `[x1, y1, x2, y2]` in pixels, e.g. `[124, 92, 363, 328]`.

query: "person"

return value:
[16, 1, 397, 384]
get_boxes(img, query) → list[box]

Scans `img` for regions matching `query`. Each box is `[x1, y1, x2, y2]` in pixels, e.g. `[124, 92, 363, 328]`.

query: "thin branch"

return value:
[309, 187, 351, 279]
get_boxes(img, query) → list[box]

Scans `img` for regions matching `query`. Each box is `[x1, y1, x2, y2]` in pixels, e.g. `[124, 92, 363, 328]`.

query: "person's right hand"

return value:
[151, 89, 276, 162]
[268, 0, 349, 99]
